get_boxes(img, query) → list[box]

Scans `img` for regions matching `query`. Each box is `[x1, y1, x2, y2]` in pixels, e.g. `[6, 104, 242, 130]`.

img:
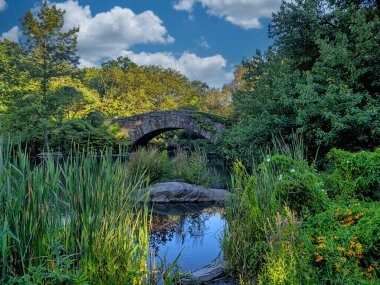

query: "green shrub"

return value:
[50, 118, 117, 151]
[172, 149, 213, 187]
[326, 149, 380, 201]
[302, 201, 380, 284]
[126, 148, 172, 183]
[125, 148, 213, 187]
[266, 154, 330, 213]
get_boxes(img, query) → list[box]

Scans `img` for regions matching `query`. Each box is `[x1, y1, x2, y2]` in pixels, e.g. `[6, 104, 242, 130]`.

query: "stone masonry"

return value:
[109, 110, 227, 149]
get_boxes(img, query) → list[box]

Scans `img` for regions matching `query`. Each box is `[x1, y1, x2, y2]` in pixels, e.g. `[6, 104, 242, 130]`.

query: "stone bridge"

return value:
[109, 110, 227, 150]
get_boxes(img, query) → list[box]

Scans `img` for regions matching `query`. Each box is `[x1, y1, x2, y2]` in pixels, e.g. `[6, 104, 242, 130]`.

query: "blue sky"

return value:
[0, 0, 280, 88]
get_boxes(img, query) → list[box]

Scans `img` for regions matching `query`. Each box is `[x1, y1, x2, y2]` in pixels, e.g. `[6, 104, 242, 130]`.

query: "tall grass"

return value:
[0, 142, 150, 284]
[125, 147, 215, 187]
[222, 137, 320, 284]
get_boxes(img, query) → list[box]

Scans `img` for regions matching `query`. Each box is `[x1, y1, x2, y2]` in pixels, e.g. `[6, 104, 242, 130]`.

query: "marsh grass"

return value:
[126, 147, 215, 187]
[0, 142, 151, 284]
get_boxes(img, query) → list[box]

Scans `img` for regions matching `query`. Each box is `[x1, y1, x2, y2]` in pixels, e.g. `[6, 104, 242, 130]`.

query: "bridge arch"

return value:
[110, 110, 227, 150]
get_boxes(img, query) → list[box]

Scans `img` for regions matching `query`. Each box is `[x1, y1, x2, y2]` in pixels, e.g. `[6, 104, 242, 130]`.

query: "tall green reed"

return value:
[222, 135, 313, 282]
[0, 142, 150, 284]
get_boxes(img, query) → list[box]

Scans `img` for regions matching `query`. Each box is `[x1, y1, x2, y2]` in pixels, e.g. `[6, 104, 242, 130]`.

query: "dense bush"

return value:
[126, 148, 214, 187]
[303, 201, 380, 284]
[172, 149, 213, 187]
[266, 154, 330, 213]
[224, 148, 380, 284]
[326, 149, 380, 201]
[126, 148, 172, 184]
[50, 118, 118, 152]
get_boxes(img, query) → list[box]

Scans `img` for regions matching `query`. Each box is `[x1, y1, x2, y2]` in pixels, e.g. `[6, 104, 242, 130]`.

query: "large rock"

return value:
[145, 182, 230, 203]
[179, 259, 228, 284]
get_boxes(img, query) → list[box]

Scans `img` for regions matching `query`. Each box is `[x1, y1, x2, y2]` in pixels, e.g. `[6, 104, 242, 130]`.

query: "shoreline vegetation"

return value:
[223, 138, 380, 284]
[0, 143, 222, 284]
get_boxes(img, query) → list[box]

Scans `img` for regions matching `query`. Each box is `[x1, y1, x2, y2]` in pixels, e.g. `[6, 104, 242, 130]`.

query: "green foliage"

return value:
[326, 149, 380, 201]
[218, 52, 302, 162]
[220, 0, 380, 160]
[266, 154, 330, 213]
[224, 145, 380, 284]
[0, 143, 150, 284]
[302, 201, 380, 284]
[223, 160, 274, 276]
[126, 148, 172, 184]
[126, 148, 214, 187]
[49, 118, 118, 152]
[20, 1, 79, 144]
[82, 57, 212, 117]
[1, 5, 226, 152]
[258, 210, 313, 285]
[172, 149, 213, 187]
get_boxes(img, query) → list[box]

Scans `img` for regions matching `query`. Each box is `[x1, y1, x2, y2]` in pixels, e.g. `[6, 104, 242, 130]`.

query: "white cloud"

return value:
[0, 26, 20, 42]
[196, 36, 210, 49]
[173, 0, 196, 12]
[0, 0, 7, 11]
[55, 0, 174, 65]
[173, 0, 280, 29]
[120, 51, 233, 88]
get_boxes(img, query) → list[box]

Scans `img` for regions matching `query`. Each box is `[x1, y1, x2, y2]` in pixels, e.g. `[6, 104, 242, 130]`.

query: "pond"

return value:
[148, 203, 225, 272]
[148, 202, 237, 284]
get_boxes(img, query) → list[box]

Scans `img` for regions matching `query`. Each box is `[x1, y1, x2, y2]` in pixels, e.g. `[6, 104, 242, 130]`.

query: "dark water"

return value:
[148, 203, 226, 272]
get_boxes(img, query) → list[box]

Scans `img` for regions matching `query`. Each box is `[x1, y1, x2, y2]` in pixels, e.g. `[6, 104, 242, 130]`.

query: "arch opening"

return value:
[129, 127, 213, 151]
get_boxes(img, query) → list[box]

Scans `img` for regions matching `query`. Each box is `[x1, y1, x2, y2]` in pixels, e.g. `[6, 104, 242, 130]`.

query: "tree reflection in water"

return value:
[149, 203, 225, 256]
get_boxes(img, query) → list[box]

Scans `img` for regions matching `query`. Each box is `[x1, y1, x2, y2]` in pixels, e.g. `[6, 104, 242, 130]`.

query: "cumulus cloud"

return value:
[0, 26, 20, 42]
[55, 0, 174, 65]
[0, 0, 7, 11]
[173, 0, 280, 29]
[121, 51, 233, 88]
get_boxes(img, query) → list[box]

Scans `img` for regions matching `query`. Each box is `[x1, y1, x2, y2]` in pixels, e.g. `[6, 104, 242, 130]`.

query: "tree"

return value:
[0, 40, 40, 143]
[82, 57, 209, 117]
[220, 0, 380, 162]
[20, 1, 79, 144]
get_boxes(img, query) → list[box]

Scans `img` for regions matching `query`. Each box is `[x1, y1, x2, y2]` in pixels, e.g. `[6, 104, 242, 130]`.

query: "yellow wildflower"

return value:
[350, 241, 356, 248]
[316, 255, 324, 262]
[337, 246, 346, 252]
[346, 250, 355, 256]
[367, 265, 374, 273]
[317, 243, 327, 249]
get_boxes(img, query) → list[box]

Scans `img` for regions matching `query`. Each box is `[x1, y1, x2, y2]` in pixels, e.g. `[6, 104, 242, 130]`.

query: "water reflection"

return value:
[148, 203, 226, 272]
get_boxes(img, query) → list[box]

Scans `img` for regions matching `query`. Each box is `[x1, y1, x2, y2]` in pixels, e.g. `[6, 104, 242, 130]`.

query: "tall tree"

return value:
[220, 0, 380, 162]
[20, 1, 79, 144]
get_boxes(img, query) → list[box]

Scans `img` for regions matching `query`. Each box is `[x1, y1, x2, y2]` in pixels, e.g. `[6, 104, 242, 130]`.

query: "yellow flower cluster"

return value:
[315, 251, 324, 262]
[366, 261, 378, 283]
[337, 246, 346, 252]
[333, 207, 365, 227]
